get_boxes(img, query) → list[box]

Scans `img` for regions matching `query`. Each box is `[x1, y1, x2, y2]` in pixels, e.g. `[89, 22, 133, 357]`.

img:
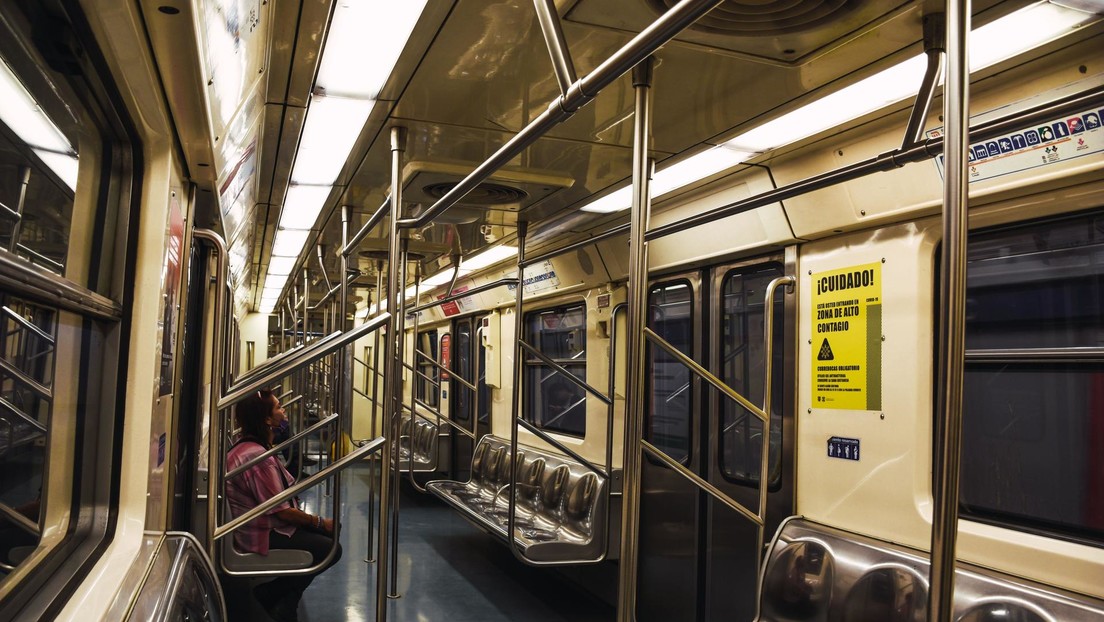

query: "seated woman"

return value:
[225, 389, 341, 622]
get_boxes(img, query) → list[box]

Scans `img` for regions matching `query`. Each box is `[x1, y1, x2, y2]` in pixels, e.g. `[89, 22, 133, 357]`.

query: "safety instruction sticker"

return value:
[811, 263, 882, 411]
[929, 106, 1104, 183]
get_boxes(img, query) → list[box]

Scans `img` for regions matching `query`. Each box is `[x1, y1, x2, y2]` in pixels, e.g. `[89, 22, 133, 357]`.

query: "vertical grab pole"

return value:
[617, 56, 655, 622]
[506, 221, 529, 561]
[929, 0, 970, 619]
[376, 125, 407, 622]
[365, 264, 383, 563]
[389, 237, 409, 598]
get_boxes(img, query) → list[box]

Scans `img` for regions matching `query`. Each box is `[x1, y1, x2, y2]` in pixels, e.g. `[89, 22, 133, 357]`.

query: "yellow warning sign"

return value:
[811, 262, 882, 410]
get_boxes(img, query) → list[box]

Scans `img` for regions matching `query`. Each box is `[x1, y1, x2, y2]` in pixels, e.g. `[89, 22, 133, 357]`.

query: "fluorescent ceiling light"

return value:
[420, 245, 519, 285]
[0, 60, 73, 154]
[582, 145, 753, 213]
[32, 149, 79, 192]
[724, 2, 1094, 154]
[461, 245, 518, 270]
[262, 286, 284, 299]
[278, 184, 332, 229]
[260, 300, 276, 314]
[423, 268, 469, 287]
[264, 273, 288, 293]
[315, 0, 429, 99]
[272, 229, 311, 257]
[267, 256, 297, 276]
[583, 2, 1095, 214]
[290, 96, 374, 185]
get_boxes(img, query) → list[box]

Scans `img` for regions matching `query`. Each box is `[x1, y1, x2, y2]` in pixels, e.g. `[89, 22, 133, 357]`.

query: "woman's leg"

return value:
[266, 529, 342, 595]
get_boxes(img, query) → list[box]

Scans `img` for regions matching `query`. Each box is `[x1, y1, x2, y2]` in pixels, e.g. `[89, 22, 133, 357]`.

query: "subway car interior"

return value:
[0, 0, 1102, 620]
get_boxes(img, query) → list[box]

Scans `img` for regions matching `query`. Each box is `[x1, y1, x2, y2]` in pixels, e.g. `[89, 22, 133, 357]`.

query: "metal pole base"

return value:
[387, 593, 402, 600]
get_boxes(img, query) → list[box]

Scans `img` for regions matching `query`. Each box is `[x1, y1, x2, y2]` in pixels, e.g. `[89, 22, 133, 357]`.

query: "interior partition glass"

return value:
[524, 304, 587, 437]
[960, 209, 1104, 543]
[719, 265, 785, 488]
[646, 281, 693, 463]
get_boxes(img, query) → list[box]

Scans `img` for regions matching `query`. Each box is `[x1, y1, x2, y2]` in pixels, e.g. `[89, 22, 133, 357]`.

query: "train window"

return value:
[719, 265, 785, 487]
[416, 329, 439, 408]
[960, 210, 1104, 543]
[524, 304, 587, 437]
[646, 281, 693, 463]
[0, 1, 134, 607]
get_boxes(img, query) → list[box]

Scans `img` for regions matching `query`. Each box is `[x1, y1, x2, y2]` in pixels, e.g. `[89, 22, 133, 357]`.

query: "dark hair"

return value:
[235, 388, 278, 446]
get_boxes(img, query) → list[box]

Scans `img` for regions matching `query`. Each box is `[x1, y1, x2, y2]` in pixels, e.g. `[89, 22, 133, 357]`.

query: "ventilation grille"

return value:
[421, 181, 530, 206]
[645, 0, 858, 36]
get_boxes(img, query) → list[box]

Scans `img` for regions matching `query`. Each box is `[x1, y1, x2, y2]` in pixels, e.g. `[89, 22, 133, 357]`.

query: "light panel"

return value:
[460, 245, 518, 270]
[583, 1, 1098, 214]
[0, 59, 73, 154]
[422, 268, 470, 287]
[582, 145, 754, 213]
[290, 96, 375, 185]
[32, 149, 79, 192]
[267, 256, 297, 276]
[315, 0, 430, 99]
[272, 229, 311, 257]
[278, 184, 332, 229]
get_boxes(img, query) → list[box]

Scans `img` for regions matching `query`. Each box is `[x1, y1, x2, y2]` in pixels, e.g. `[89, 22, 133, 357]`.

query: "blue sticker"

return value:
[1025, 129, 1040, 145]
[1052, 121, 1070, 139]
[827, 436, 860, 461]
[973, 144, 989, 159]
[986, 141, 1001, 156]
[998, 137, 1013, 153]
[1085, 112, 1101, 129]
[1011, 134, 1026, 150]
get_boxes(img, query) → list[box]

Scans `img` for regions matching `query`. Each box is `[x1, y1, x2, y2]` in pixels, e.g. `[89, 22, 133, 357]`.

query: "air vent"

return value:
[421, 181, 530, 206]
[645, 0, 858, 36]
[401, 161, 574, 216]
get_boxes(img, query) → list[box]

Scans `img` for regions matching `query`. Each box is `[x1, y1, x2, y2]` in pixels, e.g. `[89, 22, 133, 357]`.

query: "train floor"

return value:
[223, 462, 615, 621]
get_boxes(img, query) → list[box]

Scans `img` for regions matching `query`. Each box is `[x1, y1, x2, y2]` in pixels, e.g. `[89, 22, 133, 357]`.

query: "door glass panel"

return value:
[646, 281, 693, 463]
[719, 265, 785, 487]
[416, 329, 439, 408]
[454, 321, 472, 422]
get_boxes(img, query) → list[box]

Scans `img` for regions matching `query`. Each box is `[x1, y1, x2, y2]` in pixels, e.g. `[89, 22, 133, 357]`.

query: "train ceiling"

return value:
[140, 0, 1085, 315]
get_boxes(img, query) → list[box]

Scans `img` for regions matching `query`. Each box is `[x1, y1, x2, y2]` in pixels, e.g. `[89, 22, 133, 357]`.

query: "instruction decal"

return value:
[811, 262, 882, 410]
[929, 106, 1104, 183]
[827, 436, 860, 461]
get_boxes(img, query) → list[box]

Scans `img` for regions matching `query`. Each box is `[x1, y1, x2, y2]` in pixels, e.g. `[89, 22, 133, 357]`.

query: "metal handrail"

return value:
[517, 418, 608, 479]
[218, 313, 390, 410]
[406, 277, 519, 314]
[1, 306, 54, 345]
[412, 398, 477, 440]
[413, 347, 478, 392]
[519, 341, 612, 406]
[644, 83, 1104, 243]
[520, 223, 629, 269]
[224, 414, 338, 481]
[644, 327, 763, 421]
[534, 0, 577, 96]
[641, 440, 760, 524]
[341, 197, 389, 257]
[398, 0, 727, 229]
[0, 248, 121, 322]
[0, 356, 52, 400]
[0, 395, 46, 434]
[0, 501, 38, 536]
[16, 244, 63, 272]
[214, 436, 385, 541]
[965, 347, 1104, 362]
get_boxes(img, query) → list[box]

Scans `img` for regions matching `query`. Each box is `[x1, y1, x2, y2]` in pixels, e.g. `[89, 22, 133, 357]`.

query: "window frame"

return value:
[522, 301, 588, 438]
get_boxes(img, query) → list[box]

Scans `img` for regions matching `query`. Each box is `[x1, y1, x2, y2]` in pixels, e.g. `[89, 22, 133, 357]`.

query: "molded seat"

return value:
[426, 435, 609, 563]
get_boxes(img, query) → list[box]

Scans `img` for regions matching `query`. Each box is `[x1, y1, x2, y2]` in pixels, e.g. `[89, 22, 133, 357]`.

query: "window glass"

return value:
[524, 304, 587, 437]
[477, 318, 489, 424]
[0, 297, 53, 574]
[961, 211, 1104, 542]
[416, 329, 439, 408]
[646, 281, 693, 463]
[719, 265, 785, 487]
